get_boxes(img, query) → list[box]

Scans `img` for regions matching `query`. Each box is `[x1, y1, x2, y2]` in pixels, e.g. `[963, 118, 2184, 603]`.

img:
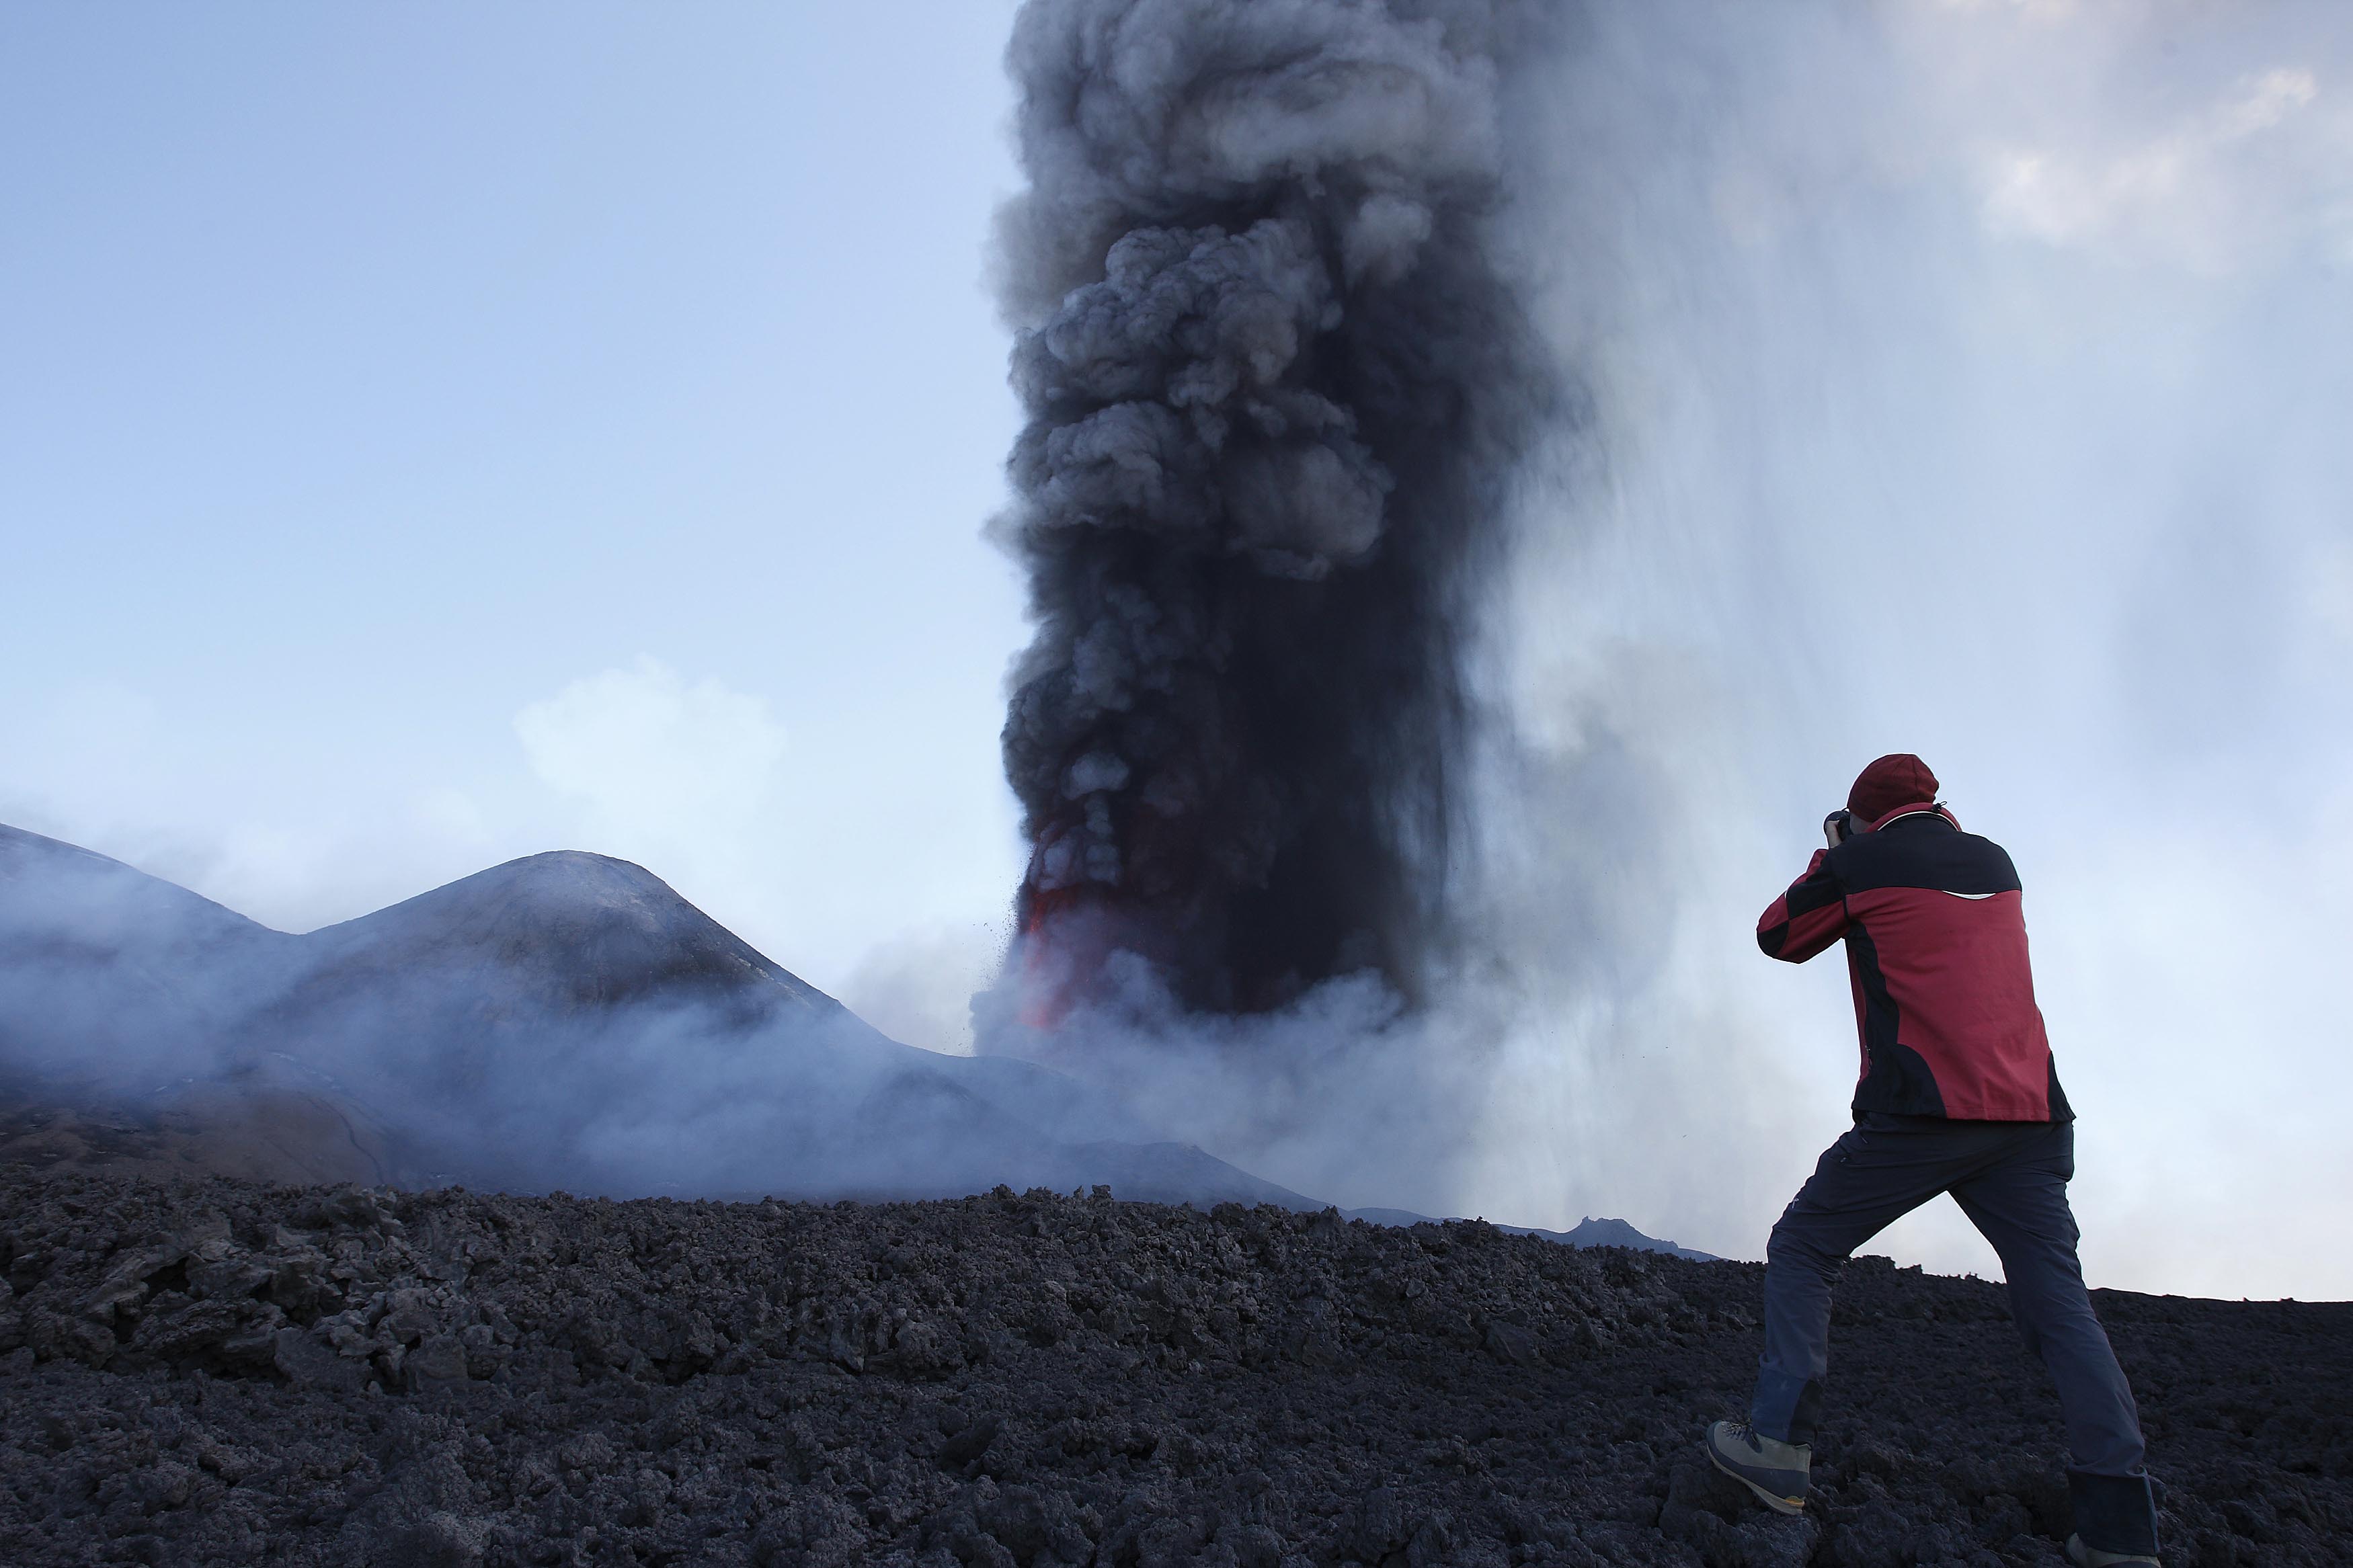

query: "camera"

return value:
[1823, 809, 1856, 848]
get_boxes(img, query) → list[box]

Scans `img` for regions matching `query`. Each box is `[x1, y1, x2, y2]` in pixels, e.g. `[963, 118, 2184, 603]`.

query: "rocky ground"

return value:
[0, 1169, 2344, 1567]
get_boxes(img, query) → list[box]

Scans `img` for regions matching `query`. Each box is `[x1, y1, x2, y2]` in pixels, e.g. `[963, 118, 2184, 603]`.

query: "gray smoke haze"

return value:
[993, 0, 1557, 1016]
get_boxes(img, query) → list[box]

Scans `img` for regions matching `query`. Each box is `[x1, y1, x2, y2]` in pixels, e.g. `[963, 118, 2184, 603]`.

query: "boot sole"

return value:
[1707, 1447, 1808, 1516]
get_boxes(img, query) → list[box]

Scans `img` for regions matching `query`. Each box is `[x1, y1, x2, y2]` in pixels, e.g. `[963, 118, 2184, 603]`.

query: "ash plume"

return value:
[995, 0, 1556, 1016]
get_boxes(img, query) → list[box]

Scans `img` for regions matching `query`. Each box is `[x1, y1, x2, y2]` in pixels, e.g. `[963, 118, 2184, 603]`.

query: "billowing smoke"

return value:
[994, 0, 1555, 1016]
[982, 0, 2353, 1296]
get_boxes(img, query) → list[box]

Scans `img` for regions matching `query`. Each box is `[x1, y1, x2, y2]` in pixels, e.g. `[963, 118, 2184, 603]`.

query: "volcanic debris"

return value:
[0, 1169, 2345, 1565]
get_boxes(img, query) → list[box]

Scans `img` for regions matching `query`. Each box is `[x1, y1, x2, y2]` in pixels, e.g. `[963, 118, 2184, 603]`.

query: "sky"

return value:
[0, 3, 1035, 1050]
[5, 2, 2349, 1298]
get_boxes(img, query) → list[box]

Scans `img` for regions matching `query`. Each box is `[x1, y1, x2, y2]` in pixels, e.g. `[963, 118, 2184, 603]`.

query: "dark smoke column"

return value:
[997, 0, 1550, 1020]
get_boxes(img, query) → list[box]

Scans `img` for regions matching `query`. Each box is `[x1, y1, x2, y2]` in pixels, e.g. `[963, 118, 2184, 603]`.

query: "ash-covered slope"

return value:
[238, 848, 918, 1194]
[0, 1167, 2343, 1566]
[1519, 1217, 1715, 1264]
[0, 825, 302, 1083]
[1348, 1208, 1714, 1264]
[0, 826, 280, 962]
[286, 850, 840, 1028]
[0, 826, 389, 1186]
[0, 827, 1302, 1209]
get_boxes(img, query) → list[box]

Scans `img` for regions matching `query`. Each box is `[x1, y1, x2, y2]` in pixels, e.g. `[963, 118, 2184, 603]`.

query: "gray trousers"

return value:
[1749, 1112, 2159, 1556]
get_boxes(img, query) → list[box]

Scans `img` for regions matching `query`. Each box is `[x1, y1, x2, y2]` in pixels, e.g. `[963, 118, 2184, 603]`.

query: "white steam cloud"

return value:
[516, 656, 790, 860]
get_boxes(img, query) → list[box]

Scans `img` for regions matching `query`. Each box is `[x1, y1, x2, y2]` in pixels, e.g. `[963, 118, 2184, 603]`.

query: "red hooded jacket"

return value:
[1757, 802, 2071, 1122]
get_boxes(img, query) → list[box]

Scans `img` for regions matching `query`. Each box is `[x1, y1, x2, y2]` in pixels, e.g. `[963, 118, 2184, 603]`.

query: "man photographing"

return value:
[1704, 754, 2162, 1566]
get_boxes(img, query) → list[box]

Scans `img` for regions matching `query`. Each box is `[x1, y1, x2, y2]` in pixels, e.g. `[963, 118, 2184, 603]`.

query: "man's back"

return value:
[1757, 805, 2069, 1121]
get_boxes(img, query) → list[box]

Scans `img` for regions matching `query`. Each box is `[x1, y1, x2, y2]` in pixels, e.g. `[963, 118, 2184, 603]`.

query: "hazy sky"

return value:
[1, 3, 1034, 1044]
[1471, 0, 2353, 1301]
[5, 3, 2348, 1297]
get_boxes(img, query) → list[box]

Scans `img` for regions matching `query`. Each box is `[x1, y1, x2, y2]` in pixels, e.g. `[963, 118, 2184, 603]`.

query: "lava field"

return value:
[0, 1169, 2344, 1567]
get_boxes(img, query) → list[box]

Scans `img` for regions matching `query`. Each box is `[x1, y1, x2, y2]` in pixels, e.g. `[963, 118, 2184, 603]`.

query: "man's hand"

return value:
[1823, 809, 1854, 848]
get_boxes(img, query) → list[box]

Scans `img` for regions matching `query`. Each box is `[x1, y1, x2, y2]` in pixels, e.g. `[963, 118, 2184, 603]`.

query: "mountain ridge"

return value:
[0, 823, 1320, 1210]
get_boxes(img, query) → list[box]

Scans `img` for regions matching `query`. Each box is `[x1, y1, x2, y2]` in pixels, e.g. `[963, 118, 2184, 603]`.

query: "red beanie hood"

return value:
[1848, 753, 1940, 825]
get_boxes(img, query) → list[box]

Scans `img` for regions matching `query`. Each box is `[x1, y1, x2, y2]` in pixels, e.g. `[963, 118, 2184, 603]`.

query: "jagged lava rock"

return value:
[0, 1168, 2346, 1565]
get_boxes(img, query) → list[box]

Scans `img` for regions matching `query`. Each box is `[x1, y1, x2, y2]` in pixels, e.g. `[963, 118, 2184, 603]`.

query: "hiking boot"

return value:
[2067, 1534, 2159, 1567]
[1704, 1419, 1809, 1515]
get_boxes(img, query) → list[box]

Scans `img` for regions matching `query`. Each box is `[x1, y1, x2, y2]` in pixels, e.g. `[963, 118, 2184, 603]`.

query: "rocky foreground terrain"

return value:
[0, 1169, 2344, 1567]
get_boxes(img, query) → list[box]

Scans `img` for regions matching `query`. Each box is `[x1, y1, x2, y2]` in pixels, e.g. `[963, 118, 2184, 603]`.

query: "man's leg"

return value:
[1949, 1124, 2159, 1559]
[1751, 1115, 1994, 1443]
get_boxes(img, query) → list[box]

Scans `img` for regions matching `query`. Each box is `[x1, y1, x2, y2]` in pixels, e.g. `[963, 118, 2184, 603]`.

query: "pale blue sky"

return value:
[2, 3, 1033, 1022]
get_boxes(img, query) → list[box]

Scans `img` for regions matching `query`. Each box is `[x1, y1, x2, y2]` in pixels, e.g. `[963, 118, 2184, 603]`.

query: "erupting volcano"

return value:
[996, 0, 1555, 1020]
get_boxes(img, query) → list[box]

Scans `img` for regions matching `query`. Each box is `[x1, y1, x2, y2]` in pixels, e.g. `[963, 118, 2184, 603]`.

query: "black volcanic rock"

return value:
[0, 1167, 2344, 1566]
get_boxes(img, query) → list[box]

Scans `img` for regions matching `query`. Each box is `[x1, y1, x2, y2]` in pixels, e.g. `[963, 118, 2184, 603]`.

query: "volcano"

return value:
[0, 824, 1302, 1206]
